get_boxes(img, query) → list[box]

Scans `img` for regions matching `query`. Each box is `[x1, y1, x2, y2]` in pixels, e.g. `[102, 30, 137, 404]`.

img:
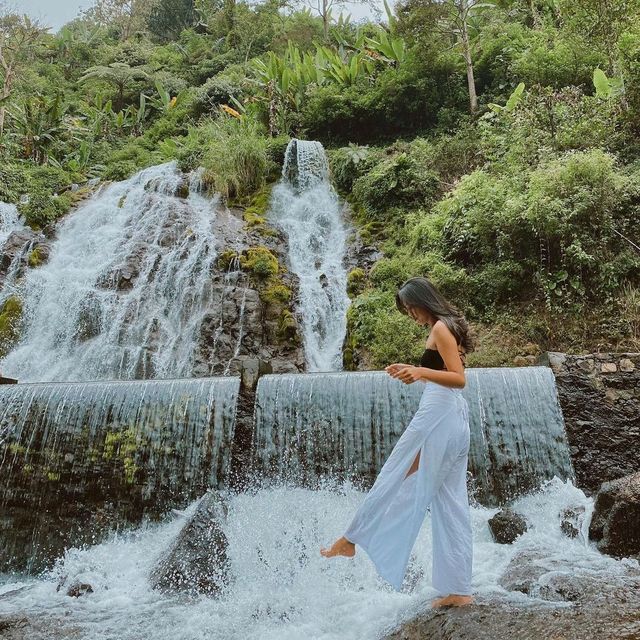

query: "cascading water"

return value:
[0, 376, 240, 573]
[252, 367, 575, 506]
[267, 139, 351, 372]
[0, 162, 223, 382]
[0, 202, 31, 307]
[0, 202, 22, 247]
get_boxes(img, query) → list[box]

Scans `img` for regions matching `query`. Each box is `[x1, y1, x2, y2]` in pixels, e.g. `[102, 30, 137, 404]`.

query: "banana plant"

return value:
[593, 68, 624, 100]
[9, 92, 68, 164]
[146, 80, 189, 113]
[488, 82, 525, 113]
[364, 28, 406, 66]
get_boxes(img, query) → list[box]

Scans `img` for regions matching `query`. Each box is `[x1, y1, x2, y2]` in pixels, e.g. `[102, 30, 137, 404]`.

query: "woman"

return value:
[320, 276, 475, 608]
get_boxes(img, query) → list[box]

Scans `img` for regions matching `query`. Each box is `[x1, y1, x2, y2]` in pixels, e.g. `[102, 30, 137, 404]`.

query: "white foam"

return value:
[2, 477, 634, 639]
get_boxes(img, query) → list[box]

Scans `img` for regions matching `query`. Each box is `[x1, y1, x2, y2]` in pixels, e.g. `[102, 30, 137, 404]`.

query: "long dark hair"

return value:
[395, 276, 475, 355]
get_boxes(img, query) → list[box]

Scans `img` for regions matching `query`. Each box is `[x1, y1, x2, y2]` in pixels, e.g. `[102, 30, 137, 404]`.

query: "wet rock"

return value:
[382, 591, 640, 640]
[548, 351, 640, 494]
[0, 614, 81, 639]
[149, 490, 231, 597]
[498, 548, 550, 593]
[0, 228, 48, 285]
[560, 505, 585, 539]
[73, 293, 102, 342]
[65, 582, 94, 597]
[488, 508, 528, 544]
[239, 357, 272, 391]
[589, 471, 640, 560]
[535, 569, 640, 603]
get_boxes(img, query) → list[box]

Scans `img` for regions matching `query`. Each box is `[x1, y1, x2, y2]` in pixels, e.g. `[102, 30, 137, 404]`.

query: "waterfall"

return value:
[0, 203, 30, 307]
[252, 367, 575, 506]
[0, 202, 21, 246]
[267, 139, 350, 372]
[0, 376, 239, 573]
[0, 162, 222, 382]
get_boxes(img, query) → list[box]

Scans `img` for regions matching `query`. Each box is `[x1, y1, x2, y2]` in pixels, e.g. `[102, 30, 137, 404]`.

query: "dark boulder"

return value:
[488, 508, 528, 544]
[149, 490, 231, 597]
[589, 471, 640, 560]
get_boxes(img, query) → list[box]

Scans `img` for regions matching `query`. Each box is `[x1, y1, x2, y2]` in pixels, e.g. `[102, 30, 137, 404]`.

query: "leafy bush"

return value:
[199, 115, 269, 198]
[352, 150, 440, 217]
[509, 29, 606, 89]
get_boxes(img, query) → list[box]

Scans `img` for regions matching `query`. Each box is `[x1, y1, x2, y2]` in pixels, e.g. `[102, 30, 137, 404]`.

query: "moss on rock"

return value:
[347, 267, 366, 298]
[239, 246, 279, 278]
[217, 248, 240, 271]
[28, 246, 43, 268]
[0, 296, 23, 357]
[242, 185, 273, 228]
[277, 308, 299, 343]
[260, 280, 292, 304]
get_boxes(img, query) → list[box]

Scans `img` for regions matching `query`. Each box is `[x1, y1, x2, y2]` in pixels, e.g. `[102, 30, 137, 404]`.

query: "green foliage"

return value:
[79, 62, 150, 108]
[9, 92, 69, 164]
[429, 149, 640, 311]
[147, 0, 196, 42]
[618, 27, 640, 142]
[300, 52, 459, 143]
[239, 246, 279, 278]
[27, 246, 44, 268]
[351, 149, 440, 218]
[0, 163, 75, 229]
[344, 289, 423, 368]
[0, 296, 23, 357]
[262, 281, 293, 304]
[509, 29, 606, 89]
[327, 143, 378, 192]
[488, 82, 525, 114]
[242, 185, 273, 227]
[524, 150, 639, 308]
[198, 114, 269, 198]
[346, 267, 366, 297]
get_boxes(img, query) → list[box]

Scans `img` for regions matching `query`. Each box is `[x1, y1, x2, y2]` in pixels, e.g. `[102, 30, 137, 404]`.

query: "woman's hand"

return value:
[385, 363, 411, 377]
[386, 364, 423, 384]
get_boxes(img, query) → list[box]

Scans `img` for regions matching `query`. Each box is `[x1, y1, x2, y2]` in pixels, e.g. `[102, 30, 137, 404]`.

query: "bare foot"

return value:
[320, 536, 356, 558]
[431, 594, 474, 608]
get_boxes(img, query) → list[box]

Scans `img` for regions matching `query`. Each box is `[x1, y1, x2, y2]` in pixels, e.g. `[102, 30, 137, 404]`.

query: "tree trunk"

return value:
[459, 0, 477, 113]
[0, 58, 14, 138]
[322, 0, 329, 41]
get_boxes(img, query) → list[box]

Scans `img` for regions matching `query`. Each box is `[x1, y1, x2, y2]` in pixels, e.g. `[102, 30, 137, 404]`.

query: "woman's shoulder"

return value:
[432, 320, 467, 361]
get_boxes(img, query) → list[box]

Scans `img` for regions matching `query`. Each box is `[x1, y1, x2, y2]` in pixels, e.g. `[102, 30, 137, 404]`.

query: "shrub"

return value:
[198, 115, 268, 198]
[352, 151, 439, 217]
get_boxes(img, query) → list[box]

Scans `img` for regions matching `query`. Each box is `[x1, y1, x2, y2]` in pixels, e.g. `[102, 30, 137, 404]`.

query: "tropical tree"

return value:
[81, 0, 154, 40]
[0, 13, 47, 137]
[79, 62, 149, 109]
[9, 92, 69, 164]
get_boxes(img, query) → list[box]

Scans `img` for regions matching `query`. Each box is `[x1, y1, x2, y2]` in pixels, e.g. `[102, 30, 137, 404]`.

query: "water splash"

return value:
[0, 478, 635, 640]
[0, 202, 31, 306]
[0, 202, 22, 246]
[268, 139, 350, 372]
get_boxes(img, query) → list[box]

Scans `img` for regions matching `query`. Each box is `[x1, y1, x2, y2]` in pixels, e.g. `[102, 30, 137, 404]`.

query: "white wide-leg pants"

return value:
[343, 382, 473, 594]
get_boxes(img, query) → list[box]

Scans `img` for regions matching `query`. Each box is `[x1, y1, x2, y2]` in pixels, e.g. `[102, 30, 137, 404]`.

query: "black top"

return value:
[420, 347, 446, 370]
[419, 347, 466, 370]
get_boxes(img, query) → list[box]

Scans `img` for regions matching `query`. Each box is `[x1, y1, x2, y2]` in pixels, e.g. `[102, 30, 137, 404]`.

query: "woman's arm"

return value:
[388, 321, 466, 389]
